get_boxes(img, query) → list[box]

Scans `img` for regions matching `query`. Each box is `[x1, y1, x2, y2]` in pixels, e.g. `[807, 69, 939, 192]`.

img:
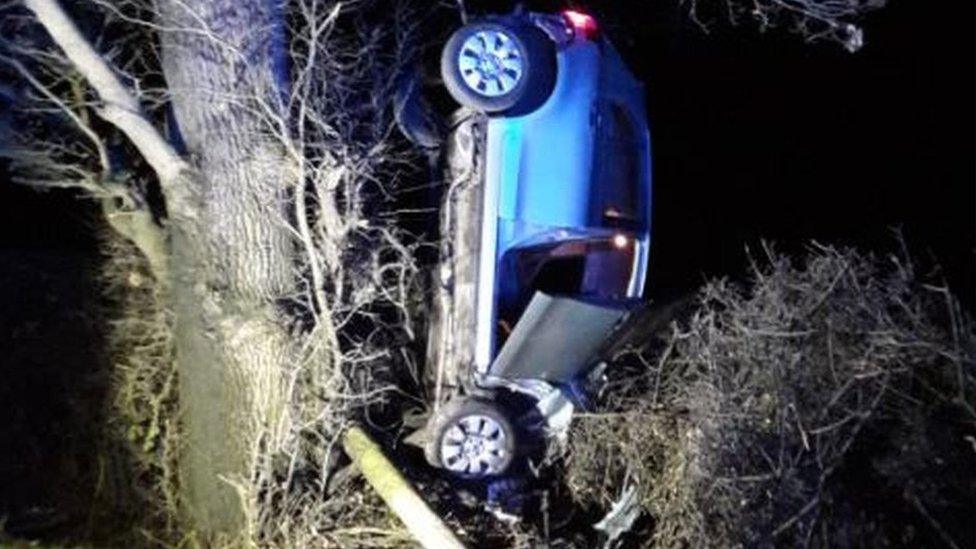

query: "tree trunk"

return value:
[24, 0, 298, 536]
[155, 0, 295, 533]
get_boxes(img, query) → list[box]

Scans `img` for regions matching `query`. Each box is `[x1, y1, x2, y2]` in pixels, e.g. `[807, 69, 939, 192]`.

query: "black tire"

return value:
[440, 20, 556, 115]
[424, 396, 517, 478]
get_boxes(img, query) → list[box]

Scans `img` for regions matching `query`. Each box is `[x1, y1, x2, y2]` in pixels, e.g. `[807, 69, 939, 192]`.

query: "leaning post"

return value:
[343, 425, 466, 549]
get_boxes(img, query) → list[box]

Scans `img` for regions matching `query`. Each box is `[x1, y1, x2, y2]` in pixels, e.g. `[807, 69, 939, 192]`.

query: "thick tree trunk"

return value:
[24, 0, 297, 536]
[155, 0, 295, 533]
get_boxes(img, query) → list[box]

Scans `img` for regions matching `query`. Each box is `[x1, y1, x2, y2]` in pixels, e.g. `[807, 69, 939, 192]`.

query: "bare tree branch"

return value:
[0, 52, 110, 175]
[685, 0, 887, 51]
[23, 0, 192, 203]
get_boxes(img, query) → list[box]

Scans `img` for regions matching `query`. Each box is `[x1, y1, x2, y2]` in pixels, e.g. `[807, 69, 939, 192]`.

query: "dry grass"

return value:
[567, 243, 975, 547]
[93, 229, 182, 546]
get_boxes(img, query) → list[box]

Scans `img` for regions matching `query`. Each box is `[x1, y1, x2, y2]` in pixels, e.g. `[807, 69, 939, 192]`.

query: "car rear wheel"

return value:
[441, 20, 556, 114]
[425, 397, 516, 478]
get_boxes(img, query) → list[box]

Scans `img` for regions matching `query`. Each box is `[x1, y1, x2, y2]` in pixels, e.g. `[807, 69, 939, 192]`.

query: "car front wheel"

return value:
[440, 20, 556, 114]
[425, 397, 516, 478]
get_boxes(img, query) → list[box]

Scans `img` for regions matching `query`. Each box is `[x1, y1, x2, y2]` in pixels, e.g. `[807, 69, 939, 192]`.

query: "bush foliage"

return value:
[568, 243, 975, 547]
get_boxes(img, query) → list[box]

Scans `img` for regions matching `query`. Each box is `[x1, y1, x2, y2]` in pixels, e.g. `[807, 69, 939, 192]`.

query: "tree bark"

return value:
[155, 0, 295, 533]
[24, 0, 297, 535]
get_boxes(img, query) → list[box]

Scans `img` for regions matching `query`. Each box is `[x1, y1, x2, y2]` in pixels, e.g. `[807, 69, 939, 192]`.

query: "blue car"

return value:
[423, 9, 652, 479]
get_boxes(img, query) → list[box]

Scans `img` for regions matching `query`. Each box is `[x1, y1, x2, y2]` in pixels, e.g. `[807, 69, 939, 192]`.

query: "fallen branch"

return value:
[342, 425, 465, 549]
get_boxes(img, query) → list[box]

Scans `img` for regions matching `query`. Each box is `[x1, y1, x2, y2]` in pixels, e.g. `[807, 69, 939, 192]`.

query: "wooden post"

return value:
[343, 425, 466, 549]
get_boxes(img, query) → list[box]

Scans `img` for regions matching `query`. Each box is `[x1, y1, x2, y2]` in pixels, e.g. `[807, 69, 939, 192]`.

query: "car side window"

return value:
[592, 102, 641, 229]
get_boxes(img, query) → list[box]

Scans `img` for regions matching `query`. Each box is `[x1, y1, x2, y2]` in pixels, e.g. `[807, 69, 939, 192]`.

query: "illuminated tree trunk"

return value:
[24, 0, 296, 534]
[155, 0, 294, 533]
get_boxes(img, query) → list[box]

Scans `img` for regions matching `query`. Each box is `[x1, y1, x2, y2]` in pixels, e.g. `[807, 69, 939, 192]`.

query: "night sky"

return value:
[599, 0, 973, 304]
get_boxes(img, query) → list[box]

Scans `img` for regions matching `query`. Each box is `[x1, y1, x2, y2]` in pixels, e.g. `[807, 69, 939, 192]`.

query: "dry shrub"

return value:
[567, 243, 975, 547]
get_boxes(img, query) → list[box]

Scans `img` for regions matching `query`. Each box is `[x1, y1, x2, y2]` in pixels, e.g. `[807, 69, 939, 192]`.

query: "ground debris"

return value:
[593, 484, 640, 548]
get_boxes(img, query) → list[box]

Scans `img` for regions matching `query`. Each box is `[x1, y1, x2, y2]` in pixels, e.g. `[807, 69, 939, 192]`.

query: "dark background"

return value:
[609, 0, 975, 303]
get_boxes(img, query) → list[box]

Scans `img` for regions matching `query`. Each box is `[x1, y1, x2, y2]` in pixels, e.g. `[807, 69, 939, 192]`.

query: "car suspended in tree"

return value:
[423, 8, 653, 479]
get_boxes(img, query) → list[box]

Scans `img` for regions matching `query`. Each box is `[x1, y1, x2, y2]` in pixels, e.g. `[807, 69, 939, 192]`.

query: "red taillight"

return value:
[563, 9, 599, 39]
